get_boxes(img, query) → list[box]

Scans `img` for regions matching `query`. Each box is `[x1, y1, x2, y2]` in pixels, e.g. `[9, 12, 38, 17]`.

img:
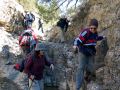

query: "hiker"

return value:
[38, 18, 44, 33]
[23, 43, 54, 90]
[19, 24, 38, 56]
[73, 19, 105, 90]
[24, 11, 35, 29]
[57, 15, 69, 43]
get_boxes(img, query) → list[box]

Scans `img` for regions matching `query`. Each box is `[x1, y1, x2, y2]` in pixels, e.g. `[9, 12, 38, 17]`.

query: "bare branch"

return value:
[66, 0, 73, 8]
[56, 0, 62, 4]
[49, 0, 80, 12]
[75, 0, 79, 9]
[55, 0, 67, 10]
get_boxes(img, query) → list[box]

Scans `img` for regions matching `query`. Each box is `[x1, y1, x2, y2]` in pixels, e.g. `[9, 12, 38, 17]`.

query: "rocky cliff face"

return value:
[0, 0, 24, 32]
[0, 0, 120, 90]
[71, 0, 120, 89]
[68, 0, 120, 89]
[46, 0, 120, 90]
[0, 0, 24, 22]
[0, 0, 24, 90]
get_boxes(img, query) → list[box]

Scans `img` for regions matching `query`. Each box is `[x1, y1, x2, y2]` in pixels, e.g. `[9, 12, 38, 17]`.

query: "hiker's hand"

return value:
[30, 75, 34, 80]
[50, 64, 54, 71]
[73, 46, 79, 54]
[103, 36, 106, 39]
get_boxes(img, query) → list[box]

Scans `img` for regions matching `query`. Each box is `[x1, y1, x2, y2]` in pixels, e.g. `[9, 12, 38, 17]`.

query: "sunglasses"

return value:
[90, 27, 97, 30]
[36, 50, 44, 53]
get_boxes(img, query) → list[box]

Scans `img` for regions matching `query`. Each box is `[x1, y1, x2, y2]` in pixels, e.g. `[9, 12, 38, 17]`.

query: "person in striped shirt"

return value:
[73, 18, 105, 90]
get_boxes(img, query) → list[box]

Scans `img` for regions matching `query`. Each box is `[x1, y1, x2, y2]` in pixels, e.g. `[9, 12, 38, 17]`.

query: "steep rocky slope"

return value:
[67, 0, 120, 89]
[0, 0, 120, 90]
[47, 0, 120, 90]
[0, 0, 25, 90]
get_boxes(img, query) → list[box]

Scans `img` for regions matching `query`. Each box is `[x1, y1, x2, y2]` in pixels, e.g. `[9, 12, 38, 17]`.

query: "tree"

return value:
[39, 0, 83, 10]
[37, 0, 59, 23]
[18, 0, 37, 11]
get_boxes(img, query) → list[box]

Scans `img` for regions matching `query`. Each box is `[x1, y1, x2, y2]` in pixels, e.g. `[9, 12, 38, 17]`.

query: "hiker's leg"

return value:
[24, 20, 27, 29]
[29, 79, 40, 90]
[86, 56, 96, 81]
[38, 79, 44, 90]
[41, 27, 44, 33]
[29, 21, 32, 26]
[63, 29, 65, 41]
[76, 52, 87, 90]
[87, 56, 95, 73]
[38, 25, 40, 30]
[60, 28, 65, 42]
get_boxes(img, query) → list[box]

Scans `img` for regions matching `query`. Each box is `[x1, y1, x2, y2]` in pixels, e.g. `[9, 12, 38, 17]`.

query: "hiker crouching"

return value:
[73, 18, 105, 90]
[23, 43, 54, 90]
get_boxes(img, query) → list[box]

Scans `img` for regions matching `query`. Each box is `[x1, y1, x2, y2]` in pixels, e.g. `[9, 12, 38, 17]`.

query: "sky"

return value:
[60, 0, 82, 13]
[38, 0, 82, 15]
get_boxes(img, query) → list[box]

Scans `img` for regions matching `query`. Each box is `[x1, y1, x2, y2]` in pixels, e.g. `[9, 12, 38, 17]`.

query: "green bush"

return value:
[37, 0, 59, 23]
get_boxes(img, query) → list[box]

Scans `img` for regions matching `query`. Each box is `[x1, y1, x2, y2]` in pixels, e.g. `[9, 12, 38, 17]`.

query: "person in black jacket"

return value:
[57, 15, 69, 43]
[38, 18, 44, 33]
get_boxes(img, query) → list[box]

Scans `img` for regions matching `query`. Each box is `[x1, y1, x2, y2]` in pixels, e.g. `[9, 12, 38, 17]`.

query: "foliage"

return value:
[66, 7, 77, 17]
[17, 0, 38, 11]
[37, 0, 59, 23]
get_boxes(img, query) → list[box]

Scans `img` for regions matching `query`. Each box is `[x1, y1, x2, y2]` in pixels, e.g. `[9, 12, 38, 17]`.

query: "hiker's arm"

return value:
[45, 56, 53, 67]
[74, 30, 88, 46]
[97, 36, 104, 41]
[32, 32, 38, 43]
[24, 58, 33, 75]
[74, 38, 82, 46]
[44, 56, 54, 70]
[18, 36, 22, 44]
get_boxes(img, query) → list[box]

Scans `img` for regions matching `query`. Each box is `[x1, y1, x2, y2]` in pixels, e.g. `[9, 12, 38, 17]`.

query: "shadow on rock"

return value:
[0, 77, 21, 90]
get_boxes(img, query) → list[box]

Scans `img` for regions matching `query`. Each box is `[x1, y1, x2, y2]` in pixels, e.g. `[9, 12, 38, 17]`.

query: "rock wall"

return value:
[0, 0, 120, 90]
[68, 0, 120, 90]
[0, 0, 24, 22]
[46, 0, 120, 90]
[0, 0, 24, 31]
[0, 0, 25, 90]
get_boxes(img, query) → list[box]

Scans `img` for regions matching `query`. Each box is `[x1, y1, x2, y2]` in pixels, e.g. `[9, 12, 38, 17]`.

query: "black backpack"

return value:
[25, 13, 35, 22]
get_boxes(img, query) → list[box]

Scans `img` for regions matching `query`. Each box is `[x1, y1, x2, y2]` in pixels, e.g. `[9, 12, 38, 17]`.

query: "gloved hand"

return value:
[50, 64, 54, 71]
[73, 46, 79, 54]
